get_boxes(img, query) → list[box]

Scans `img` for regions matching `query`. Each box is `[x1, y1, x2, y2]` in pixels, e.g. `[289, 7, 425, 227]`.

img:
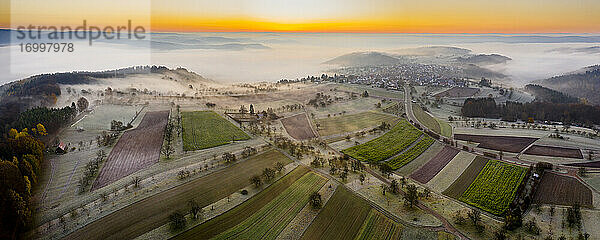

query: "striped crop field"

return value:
[386, 135, 435, 170]
[354, 210, 403, 240]
[459, 160, 528, 215]
[342, 120, 421, 163]
[212, 172, 327, 240]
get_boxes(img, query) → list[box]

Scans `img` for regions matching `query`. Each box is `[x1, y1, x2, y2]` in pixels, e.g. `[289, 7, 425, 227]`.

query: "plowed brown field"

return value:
[534, 172, 593, 207]
[92, 111, 169, 190]
[411, 146, 460, 184]
[281, 113, 317, 140]
[454, 134, 538, 153]
[524, 145, 583, 159]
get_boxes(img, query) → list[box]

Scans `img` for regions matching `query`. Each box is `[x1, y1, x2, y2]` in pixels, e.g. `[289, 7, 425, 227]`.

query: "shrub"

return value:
[169, 211, 187, 231]
[310, 192, 322, 209]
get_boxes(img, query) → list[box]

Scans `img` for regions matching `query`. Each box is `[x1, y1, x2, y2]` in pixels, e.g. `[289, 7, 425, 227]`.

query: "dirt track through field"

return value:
[442, 156, 489, 199]
[66, 149, 291, 240]
[92, 111, 170, 190]
[411, 146, 460, 184]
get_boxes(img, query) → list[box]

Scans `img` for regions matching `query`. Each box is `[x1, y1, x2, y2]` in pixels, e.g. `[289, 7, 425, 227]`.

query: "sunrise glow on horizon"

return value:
[2, 0, 600, 33]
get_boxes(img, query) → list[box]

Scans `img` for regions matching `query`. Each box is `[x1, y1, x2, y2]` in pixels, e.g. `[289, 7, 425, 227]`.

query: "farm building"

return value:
[55, 142, 67, 154]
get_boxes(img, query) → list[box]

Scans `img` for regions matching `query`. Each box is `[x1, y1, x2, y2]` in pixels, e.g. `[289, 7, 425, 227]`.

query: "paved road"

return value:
[402, 83, 600, 196]
[403, 84, 417, 124]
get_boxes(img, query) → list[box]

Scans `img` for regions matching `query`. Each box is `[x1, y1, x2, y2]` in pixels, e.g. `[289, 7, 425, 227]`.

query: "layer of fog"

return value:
[1, 33, 599, 87]
[453, 42, 600, 86]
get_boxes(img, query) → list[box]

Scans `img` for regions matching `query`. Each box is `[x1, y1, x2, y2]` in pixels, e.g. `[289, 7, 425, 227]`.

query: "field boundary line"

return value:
[303, 110, 320, 138]
[571, 172, 600, 195]
[39, 158, 56, 208]
[56, 155, 83, 201]
[70, 115, 87, 127]
[127, 105, 146, 126]
[516, 138, 540, 158]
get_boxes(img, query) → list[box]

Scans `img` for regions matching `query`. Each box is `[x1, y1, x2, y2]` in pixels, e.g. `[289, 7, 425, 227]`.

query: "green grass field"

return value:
[181, 111, 250, 151]
[459, 160, 528, 215]
[355, 210, 403, 240]
[342, 120, 421, 163]
[315, 111, 399, 137]
[386, 136, 435, 170]
[437, 119, 452, 138]
[301, 186, 371, 240]
[173, 166, 310, 240]
[213, 172, 327, 240]
[412, 105, 442, 135]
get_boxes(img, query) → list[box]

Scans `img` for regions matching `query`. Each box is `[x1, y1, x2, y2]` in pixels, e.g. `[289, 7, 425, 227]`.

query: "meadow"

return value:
[315, 111, 399, 137]
[437, 119, 452, 138]
[412, 105, 441, 134]
[181, 111, 250, 151]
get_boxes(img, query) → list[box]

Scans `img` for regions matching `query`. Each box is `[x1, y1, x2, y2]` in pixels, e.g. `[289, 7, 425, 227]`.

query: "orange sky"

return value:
[2, 0, 600, 33]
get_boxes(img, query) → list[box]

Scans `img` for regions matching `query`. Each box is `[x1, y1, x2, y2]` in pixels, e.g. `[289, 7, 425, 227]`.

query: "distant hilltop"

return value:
[456, 54, 512, 65]
[323, 52, 404, 67]
[0, 66, 212, 129]
[393, 46, 472, 56]
[536, 65, 600, 105]
[324, 46, 511, 67]
[323, 46, 511, 81]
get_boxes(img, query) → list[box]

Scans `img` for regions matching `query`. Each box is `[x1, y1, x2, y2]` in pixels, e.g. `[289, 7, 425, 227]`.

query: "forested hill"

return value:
[456, 54, 512, 65]
[0, 66, 189, 135]
[537, 66, 600, 105]
[523, 84, 579, 104]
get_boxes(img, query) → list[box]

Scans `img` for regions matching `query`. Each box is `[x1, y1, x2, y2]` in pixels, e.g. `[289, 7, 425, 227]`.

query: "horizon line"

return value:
[1, 27, 599, 35]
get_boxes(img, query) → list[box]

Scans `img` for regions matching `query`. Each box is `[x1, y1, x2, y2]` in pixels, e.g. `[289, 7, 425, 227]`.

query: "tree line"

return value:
[0, 102, 81, 238]
[461, 97, 600, 125]
[3, 105, 77, 137]
[0, 129, 45, 239]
